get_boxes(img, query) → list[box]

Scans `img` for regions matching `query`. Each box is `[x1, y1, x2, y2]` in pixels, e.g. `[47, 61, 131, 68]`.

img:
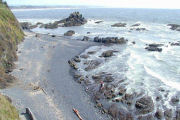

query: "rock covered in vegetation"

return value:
[64, 30, 75, 36]
[94, 37, 127, 44]
[0, 2, 24, 88]
[111, 23, 127, 27]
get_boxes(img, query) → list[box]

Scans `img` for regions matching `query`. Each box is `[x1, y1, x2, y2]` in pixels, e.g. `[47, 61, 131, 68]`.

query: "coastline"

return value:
[1, 31, 110, 120]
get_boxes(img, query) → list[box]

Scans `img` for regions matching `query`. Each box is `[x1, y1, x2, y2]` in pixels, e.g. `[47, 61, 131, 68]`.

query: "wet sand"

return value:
[0, 31, 109, 120]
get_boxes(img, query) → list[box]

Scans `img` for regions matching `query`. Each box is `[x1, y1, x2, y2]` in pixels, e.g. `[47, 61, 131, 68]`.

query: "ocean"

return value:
[12, 7, 180, 119]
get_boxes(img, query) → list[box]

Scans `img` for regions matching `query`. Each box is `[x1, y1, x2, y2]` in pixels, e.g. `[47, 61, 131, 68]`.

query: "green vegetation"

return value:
[0, 94, 20, 120]
[0, 2, 24, 88]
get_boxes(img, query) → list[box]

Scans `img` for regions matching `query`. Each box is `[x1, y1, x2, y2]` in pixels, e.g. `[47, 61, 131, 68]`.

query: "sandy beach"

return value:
[1, 31, 110, 120]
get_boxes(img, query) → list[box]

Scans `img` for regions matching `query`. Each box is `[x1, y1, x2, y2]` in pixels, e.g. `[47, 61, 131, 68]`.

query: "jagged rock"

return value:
[130, 28, 147, 31]
[64, 30, 75, 36]
[155, 109, 163, 119]
[95, 21, 103, 24]
[20, 22, 31, 29]
[145, 43, 163, 52]
[58, 12, 87, 27]
[171, 96, 179, 105]
[164, 109, 172, 120]
[68, 60, 78, 69]
[131, 23, 141, 27]
[84, 60, 101, 71]
[170, 41, 180, 46]
[167, 24, 180, 31]
[73, 56, 81, 62]
[94, 37, 127, 44]
[111, 23, 126, 27]
[135, 96, 154, 114]
[101, 50, 114, 57]
[82, 36, 89, 41]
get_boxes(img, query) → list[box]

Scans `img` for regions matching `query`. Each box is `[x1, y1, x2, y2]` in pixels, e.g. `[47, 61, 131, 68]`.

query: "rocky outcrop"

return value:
[20, 22, 39, 30]
[94, 37, 127, 44]
[64, 30, 75, 36]
[167, 24, 180, 31]
[145, 43, 163, 52]
[111, 23, 126, 27]
[58, 12, 87, 27]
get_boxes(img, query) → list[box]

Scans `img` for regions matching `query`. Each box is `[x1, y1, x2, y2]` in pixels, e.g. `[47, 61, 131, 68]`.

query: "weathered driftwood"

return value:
[73, 108, 83, 120]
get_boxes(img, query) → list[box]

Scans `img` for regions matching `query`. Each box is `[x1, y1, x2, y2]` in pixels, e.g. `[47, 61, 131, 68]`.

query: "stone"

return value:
[80, 54, 89, 59]
[167, 24, 180, 31]
[64, 30, 75, 36]
[145, 44, 163, 52]
[155, 109, 163, 119]
[131, 23, 141, 27]
[82, 36, 89, 41]
[135, 96, 154, 114]
[95, 21, 103, 24]
[111, 23, 127, 27]
[164, 109, 172, 120]
[101, 50, 114, 57]
[84, 60, 101, 71]
[171, 96, 179, 105]
[94, 37, 127, 44]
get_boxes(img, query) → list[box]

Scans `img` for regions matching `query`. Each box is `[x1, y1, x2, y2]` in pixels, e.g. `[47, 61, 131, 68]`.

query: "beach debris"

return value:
[73, 108, 83, 120]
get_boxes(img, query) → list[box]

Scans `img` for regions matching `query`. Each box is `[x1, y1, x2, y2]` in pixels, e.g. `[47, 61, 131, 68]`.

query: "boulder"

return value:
[131, 23, 141, 27]
[94, 37, 127, 44]
[111, 23, 126, 27]
[64, 30, 75, 36]
[171, 96, 179, 105]
[145, 44, 163, 52]
[82, 36, 89, 41]
[101, 50, 114, 57]
[170, 41, 180, 46]
[164, 109, 172, 120]
[135, 96, 154, 114]
[155, 109, 163, 119]
[130, 28, 147, 31]
[84, 60, 101, 71]
[95, 21, 103, 24]
[167, 24, 180, 31]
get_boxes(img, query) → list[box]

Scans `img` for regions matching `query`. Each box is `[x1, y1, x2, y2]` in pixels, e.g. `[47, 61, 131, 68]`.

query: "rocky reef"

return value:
[167, 24, 180, 31]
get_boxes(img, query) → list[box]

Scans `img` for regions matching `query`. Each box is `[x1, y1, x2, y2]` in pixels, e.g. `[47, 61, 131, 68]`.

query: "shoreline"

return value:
[1, 31, 110, 120]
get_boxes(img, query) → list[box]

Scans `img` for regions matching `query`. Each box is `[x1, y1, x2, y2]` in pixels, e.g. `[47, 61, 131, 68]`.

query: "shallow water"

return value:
[12, 7, 180, 119]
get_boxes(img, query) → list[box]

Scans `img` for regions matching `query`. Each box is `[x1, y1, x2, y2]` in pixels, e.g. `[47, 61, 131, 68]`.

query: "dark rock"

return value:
[87, 32, 90, 34]
[145, 44, 163, 52]
[118, 108, 134, 120]
[108, 104, 119, 118]
[64, 30, 75, 36]
[138, 114, 153, 120]
[170, 42, 180, 46]
[73, 56, 81, 62]
[167, 24, 180, 31]
[111, 23, 127, 27]
[171, 96, 179, 105]
[80, 54, 89, 59]
[131, 23, 141, 27]
[82, 36, 89, 41]
[95, 21, 103, 24]
[118, 87, 126, 95]
[164, 109, 172, 120]
[94, 37, 127, 44]
[87, 51, 96, 54]
[135, 96, 154, 114]
[20, 22, 31, 30]
[44, 23, 58, 29]
[92, 72, 114, 83]
[84, 60, 101, 71]
[130, 28, 147, 31]
[155, 109, 163, 119]
[68, 60, 78, 69]
[175, 108, 180, 120]
[58, 12, 87, 27]
[101, 50, 114, 57]
[132, 41, 136, 44]
[51, 35, 56, 37]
